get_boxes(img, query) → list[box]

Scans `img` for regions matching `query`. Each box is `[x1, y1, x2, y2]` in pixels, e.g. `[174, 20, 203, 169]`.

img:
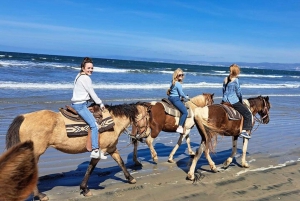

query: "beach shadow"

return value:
[30, 160, 139, 200]
[126, 141, 201, 166]
[179, 147, 246, 173]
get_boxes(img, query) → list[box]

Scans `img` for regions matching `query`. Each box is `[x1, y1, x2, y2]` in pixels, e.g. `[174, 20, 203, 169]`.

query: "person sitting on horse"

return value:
[168, 68, 189, 134]
[222, 64, 252, 139]
[71, 57, 107, 159]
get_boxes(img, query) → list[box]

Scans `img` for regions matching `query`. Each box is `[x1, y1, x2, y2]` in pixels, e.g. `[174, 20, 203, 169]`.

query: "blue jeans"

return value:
[232, 101, 252, 130]
[168, 96, 188, 126]
[72, 102, 98, 150]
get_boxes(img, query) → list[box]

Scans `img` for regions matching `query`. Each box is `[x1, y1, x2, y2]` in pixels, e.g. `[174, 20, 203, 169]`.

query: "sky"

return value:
[0, 0, 300, 63]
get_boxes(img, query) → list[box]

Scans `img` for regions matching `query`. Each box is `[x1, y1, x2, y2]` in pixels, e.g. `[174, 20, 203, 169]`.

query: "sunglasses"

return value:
[178, 74, 184, 77]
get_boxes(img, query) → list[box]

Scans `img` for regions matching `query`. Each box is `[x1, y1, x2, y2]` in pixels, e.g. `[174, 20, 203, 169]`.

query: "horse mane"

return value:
[105, 103, 140, 122]
[0, 141, 38, 201]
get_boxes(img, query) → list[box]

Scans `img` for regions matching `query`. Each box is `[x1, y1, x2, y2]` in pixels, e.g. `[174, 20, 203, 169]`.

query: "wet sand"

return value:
[33, 150, 300, 201]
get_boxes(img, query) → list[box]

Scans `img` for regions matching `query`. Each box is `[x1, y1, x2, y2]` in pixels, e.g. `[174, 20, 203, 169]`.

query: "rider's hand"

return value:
[186, 95, 190, 101]
[100, 103, 105, 111]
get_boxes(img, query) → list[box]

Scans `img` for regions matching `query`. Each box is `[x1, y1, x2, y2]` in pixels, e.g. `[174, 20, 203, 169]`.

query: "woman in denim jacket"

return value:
[168, 68, 189, 134]
[222, 64, 252, 139]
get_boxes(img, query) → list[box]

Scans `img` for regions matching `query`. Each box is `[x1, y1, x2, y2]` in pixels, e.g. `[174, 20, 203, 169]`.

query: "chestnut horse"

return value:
[132, 93, 214, 164]
[0, 141, 37, 201]
[187, 96, 271, 182]
[5, 103, 147, 201]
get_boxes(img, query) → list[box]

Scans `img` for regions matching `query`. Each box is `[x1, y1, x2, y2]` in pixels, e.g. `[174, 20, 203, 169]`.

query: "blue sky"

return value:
[0, 0, 299, 63]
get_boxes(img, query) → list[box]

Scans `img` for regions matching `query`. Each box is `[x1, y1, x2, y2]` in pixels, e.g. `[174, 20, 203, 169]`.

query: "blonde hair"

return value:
[172, 68, 184, 85]
[229, 64, 240, 79]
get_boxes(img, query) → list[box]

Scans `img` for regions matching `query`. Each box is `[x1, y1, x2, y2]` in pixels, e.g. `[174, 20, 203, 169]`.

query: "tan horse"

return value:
[187, 96, 271, 182]
[0, 141, 38, 201]
[6, 103, 147, 201]
[132, 93, 214, 165]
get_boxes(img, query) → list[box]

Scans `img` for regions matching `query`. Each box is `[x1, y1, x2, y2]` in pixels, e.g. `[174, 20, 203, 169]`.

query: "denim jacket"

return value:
[222, 78, 242, 104]
[169, 81, 188, 99]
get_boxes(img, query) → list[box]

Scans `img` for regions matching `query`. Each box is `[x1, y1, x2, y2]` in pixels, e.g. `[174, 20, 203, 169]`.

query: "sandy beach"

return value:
[32, 148, 300, 201]
[0, 95, 299, 201]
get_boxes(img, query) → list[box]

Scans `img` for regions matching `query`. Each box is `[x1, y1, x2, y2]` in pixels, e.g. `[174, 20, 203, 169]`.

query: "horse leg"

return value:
[145, 135, 158, 163]
[187, 141, 205, 182]
[110, 150, 136, 184]
[185, 130, 195, 156]
[79, 158, 100, 196]
[32, 149, 50, 200]
[132, 139, 142, 166]
[204, 148, 218, 172]
[168, 134, 184, 163]
[241, 138, 250, 168]
[223, 136, 238, 169]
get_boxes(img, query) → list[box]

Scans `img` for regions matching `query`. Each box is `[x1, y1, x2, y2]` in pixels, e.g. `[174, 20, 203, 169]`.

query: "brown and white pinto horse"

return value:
[187, 95, 271, 182]
[6, 103, 147, 201]
[132, 93, 214, 165]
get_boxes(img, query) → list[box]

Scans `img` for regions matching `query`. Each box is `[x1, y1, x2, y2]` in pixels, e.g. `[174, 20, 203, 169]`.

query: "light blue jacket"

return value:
[222, 78, 242, 104]
[169, 81, 188, 99]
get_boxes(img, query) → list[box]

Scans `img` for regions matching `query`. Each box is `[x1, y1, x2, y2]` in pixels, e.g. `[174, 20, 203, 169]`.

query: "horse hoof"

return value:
[85, 191, 93, 197]
[168, 159, 175, 163]
[189, 151, 195, 156]
[211, 168, 218, 173]
[129, 178, 137, 184]
[153, 158, 158, 163]
[35, 193, 49, 201]
[242, 163, 250, 168]
[186, 173, 194, 181]
[134, 161, 142, 166]
[40, 196, 49, 201]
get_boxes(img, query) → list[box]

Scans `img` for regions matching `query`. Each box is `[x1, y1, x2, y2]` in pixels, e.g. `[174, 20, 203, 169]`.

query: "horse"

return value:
[5, 103, 148, 201]
[187, 95, 271, 182]
[0, 141, 38, 201]
[132, 93, 214, 165]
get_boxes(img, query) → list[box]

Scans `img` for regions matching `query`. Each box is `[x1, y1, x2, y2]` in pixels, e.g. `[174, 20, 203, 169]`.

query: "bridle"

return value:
[131, 104, 151, 142]
[254, 98, 270, 124]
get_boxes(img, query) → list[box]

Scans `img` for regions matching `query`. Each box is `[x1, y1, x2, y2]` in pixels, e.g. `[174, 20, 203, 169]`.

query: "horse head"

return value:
[203, 93, 214, 106]
[258, 96, 271, 124]
[189, 93, 214, 107]
[131, 102, 152, 140]
[249, 95, 271, 124]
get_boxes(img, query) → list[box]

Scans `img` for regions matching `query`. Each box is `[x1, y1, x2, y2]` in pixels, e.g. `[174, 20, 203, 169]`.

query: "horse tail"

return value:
[6, 115, 24, 150]
[194, 107, 221, 152]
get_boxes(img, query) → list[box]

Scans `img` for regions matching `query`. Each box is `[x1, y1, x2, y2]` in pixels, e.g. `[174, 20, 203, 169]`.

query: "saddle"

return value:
[160, 98, 192, 118]
[59, 104, 115, 137]
[219, 102, 242, 120]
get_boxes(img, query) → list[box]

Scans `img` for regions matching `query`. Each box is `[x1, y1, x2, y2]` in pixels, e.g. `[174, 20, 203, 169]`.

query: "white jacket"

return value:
[71, 74, 102, 104]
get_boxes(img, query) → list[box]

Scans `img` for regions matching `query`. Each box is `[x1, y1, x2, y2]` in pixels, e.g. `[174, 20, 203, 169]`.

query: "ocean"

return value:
[0, 51, 300, 181]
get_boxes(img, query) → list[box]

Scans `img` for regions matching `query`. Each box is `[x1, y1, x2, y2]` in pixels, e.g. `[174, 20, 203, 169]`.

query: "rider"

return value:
[222, 64, 252, 139]
[71, 57, 107, 159]
[168, 68, 189, 134]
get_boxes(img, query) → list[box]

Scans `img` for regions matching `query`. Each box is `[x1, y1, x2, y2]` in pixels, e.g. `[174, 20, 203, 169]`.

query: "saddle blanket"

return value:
[59, 109, 115, 137]
[218, 104, 242, 120]
[160, 98, 192, 118]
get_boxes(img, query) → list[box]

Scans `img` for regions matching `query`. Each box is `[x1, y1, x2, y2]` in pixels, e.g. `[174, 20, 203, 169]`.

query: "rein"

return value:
[248, 97, 270, 133]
